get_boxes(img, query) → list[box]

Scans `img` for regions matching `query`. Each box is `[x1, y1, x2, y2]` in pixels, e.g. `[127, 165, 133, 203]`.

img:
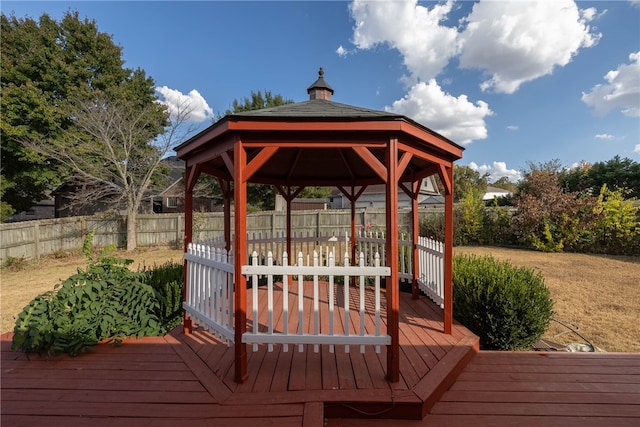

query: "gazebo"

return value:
[175, 69, 464, 384]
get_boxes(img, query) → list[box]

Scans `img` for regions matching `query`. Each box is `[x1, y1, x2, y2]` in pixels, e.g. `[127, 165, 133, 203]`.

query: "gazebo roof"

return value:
[175, 69, 463, 188]
[230, 98, 403, 120]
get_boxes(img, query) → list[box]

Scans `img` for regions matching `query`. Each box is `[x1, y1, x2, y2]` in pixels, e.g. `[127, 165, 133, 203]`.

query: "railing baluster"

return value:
[297, 251, 304, 353]
[344, 250, 350, 353]
[359, 251, 365, 354]
[313, 250, 319, 353]
[251, 251, 259, 352]
[267, 251, 274, 352]
[375, 252, 381, 353]
[328, 250, 335, 353]
[282, 251, 289, 352]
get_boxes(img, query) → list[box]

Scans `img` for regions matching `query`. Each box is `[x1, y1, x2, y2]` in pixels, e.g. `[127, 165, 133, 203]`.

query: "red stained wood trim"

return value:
[397, 151, 413, 177]
[165, 330, 233, 403]
[353, 146, 387, 183]
[221, 151, 234, 176]
[443, 164, 453, 335]
[303, 401, 325, 427]
[385, 138, 400, 383]
[234, 138, 248, 383]
[244, 146, 279, 181]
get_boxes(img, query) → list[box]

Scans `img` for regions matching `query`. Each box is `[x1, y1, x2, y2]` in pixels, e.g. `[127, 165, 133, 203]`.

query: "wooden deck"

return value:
[3, 284, 639, 426]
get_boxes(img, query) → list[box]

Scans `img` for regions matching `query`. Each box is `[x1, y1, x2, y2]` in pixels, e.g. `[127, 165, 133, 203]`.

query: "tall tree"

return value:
[1, 12, 129, 216]
[588, 156, 640, 199]
[453, 165, 488, 200]
[200, 90, 295, 211]
[224, 90, 293, 115]
[2, 11, 192, 249]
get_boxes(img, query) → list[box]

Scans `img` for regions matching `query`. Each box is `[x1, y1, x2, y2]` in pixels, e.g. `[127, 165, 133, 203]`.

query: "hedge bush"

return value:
[453, 254, 554, 350]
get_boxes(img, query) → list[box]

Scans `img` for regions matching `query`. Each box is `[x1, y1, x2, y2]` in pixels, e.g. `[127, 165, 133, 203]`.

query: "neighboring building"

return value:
[7, 197, 55, 222]
[50, 156, 218, 218]
[483, 186, 512, 202]
[328, 176, 441, 209]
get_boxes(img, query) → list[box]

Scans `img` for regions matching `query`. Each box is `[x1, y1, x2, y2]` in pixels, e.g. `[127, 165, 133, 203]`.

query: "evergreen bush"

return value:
[453, 254, 554, 350]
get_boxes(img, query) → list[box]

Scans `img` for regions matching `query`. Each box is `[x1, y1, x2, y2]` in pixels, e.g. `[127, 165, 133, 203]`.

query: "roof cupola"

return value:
[307, 67, 334, 101]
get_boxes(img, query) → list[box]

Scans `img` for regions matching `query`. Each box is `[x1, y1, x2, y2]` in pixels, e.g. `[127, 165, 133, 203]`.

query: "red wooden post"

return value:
[411, 180, 420, 300]
[183, 165, 194, 334]
[234, 140, 248, 383]
[221, 178, 231, 252]
[286, 195, 292, 258]
[386, 138, 400, 382]
[443, 164, 454, 335]
[350, 195, 357, 265]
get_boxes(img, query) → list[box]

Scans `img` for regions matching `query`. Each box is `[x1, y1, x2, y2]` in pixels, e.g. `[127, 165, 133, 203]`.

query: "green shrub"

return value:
[453, 254, 554, 350]
[592, 185, 640, 255]
[12, 236, 165, 356]
[141, 261, 184, 331]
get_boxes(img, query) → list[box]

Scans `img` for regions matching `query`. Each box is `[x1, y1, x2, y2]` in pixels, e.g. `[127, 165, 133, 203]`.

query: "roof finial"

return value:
[307, 67, 334, 101]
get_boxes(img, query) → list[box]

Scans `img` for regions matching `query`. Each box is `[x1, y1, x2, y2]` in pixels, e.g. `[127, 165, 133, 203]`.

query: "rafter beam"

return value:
[353, 146, 387, 183]
[244, 146, 279, 182]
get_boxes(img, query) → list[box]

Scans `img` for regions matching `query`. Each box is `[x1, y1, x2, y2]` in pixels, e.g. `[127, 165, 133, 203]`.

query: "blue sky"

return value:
[4, 1, 639, 182]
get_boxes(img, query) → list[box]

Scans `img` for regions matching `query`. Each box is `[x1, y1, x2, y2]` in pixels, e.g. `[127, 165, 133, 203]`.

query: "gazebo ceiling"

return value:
[175, 69, 464, 187]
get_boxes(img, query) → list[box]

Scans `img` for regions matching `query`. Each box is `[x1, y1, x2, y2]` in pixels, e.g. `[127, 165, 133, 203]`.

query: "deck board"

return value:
[3, 282, 636, 425]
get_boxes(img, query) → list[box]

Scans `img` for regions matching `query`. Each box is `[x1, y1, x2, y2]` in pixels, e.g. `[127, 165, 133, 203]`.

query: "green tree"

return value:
[512, 161, 596, 252]
[454, 165, 488, 200]
[491, 176, 517, 193]
[199, 90, 295, 211]
[588, 156, 640, 199]
[455, 187, 485, 245]
[224, 90, 293, 115]
[559, 161, 592, 194]
[592, 185, 640, 255]
[3, 11, 191, 249]
[1, 12, 130, 215]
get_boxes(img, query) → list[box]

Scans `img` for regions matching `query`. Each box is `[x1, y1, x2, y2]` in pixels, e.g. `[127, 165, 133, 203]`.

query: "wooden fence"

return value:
[1, 208, 445, 263]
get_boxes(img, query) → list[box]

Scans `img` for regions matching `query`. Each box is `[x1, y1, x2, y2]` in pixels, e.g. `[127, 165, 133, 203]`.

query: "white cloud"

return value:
[581, 51, 640, 117]
[595, 133, 615, 140]
[155, 86, 213, 123]
[634, 144, 640, 154]
[385, 79, 492, 145]
[349, 0, 459, 82]
[336, 45, 349, 57]
[469, 161, 522, 182]
[458, 0, 601, 93]
[506, 125, 519, 131]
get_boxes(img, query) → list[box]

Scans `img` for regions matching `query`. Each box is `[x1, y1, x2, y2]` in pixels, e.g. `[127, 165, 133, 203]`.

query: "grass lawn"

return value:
[2, 245, 638, 352]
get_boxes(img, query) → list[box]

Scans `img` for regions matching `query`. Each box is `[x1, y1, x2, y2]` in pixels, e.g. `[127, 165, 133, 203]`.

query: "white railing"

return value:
[184, 233, 444, 347]
[183, 243, 235, 345]
[356, 231, 444, 308]
[241, 250, 391, 354]
[198, 231, 351, 267]
[416, 236, 444, 308]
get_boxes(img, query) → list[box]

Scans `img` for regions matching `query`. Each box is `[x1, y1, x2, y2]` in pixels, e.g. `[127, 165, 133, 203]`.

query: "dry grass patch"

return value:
[455, 246, 640, 353]
[3, 245, 638, 352]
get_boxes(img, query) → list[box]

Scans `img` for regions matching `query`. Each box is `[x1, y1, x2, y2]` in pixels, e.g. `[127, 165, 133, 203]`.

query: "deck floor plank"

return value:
[4, 283, 636, 426]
